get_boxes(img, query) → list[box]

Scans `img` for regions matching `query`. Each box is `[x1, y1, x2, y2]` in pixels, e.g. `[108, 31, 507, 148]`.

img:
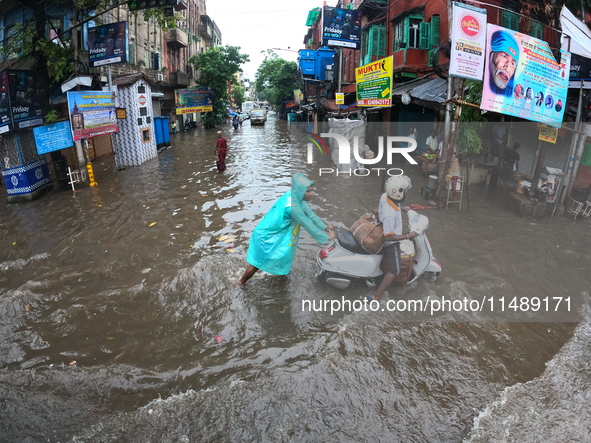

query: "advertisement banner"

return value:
[67, 90, 118, 141]
[538, 124, 558, 144]
[481, 24, 571, 128]
[356, 56, 393, 107]
[7, 70, 43, 129]
[175, 87, 213, 115]
[33, 121, 75, 155]
[321, 6, 361, 49]
[87, 21, 129, 67]
[569, 53, 591, 81]
[449, 2, 487, 80]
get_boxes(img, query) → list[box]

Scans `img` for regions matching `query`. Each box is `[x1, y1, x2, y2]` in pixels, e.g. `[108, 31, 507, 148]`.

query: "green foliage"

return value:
[255, 51, 298, 106]
[44, 110, 59, 124]
[189, 45, 249, 126]
[232, 84, 246, 109]
[458, 80, 488, 156]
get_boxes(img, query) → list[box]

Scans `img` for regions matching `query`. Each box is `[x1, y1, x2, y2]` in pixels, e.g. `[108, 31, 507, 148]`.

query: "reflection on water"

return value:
[0, 113, 590, 441]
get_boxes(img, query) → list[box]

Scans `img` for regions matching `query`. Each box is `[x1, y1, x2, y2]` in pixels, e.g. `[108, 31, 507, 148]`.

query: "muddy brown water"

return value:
[1, 114, 590, 442]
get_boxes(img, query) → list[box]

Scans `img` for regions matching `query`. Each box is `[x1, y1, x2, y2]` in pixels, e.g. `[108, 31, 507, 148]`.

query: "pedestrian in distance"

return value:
[215, 131, 228, 172]
[232, 114, 240, 131]
[498, 142, 520, 194]
[237, 173, 337, 286]
[171, 121, 177, 135]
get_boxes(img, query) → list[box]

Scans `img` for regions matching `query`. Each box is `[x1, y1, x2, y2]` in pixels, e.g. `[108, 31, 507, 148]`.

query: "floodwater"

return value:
[1, 113, 590, 442]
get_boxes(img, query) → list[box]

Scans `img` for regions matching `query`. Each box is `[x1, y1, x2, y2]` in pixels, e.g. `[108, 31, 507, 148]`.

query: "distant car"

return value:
[250, 109, 266, 126]
[241, 113, 250, 120]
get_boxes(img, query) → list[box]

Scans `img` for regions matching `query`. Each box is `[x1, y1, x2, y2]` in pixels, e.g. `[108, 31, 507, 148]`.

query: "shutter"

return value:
[403, 18, 410, 48]
[375, 25, 386, 58]
[368, 26, 376, 62]
[153, 52, 160, 70]
[430, 15, 440, 48]
[420, 22, 430, 50]
[361, 29, 369, 64]
[502, 11, 519, 31]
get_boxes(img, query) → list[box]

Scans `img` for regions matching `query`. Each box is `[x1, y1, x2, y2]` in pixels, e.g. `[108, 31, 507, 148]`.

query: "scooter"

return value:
[316, 210, 441, 289]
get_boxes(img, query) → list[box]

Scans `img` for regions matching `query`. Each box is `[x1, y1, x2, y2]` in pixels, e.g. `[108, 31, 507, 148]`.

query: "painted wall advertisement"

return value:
[33, 121, 75, 155]
[481, 24, 571, 128]
[449, 2, 487, 80]
[175, 87, 213, 114]
[356, 56, 393, 106]
[87, 21, 129, 67]
[321, 6, 361, 49]
[67, 90, 118, 141]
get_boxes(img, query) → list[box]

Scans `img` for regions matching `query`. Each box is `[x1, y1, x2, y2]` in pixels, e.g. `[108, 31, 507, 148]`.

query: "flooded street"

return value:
[1, 113, 591, 442]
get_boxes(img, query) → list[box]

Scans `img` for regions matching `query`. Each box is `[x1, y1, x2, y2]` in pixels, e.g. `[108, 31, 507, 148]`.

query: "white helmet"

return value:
[385, 175, 412, 201]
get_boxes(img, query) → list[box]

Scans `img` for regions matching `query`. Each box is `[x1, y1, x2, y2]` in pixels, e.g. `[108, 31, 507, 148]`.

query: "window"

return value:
[408, 18, 421, 49]
[502, 10, 519, 31]
[393, 15, 429, 51]
[393, 21, 404, 51]
[129, 40, 136, 64]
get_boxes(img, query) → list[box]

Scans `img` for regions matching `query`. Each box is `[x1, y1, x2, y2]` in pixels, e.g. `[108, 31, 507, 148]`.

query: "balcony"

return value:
[174, 0, 187, 11]
[200, 15, 214, 40]
[167, 28, 188, 49]
[169, 71, 190, 87]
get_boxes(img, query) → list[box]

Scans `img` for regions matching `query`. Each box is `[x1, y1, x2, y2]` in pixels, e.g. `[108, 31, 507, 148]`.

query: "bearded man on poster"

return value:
[488, 30, 519, 98]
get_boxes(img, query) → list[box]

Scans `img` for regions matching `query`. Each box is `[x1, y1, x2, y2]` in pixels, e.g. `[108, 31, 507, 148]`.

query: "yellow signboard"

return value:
[176, 105, 213, 115]
[356, 56, 393, 107]
[538, 124, 558, 144]
[336, 93, 344, 104]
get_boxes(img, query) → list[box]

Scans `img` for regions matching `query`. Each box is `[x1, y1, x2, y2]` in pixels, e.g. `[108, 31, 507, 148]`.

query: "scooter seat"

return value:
[337, 231, 371, 255]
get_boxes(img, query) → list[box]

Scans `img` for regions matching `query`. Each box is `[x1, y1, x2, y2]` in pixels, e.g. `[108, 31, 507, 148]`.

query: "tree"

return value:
[232, 84, 246, 109]
[457, 80, 487, 156]
[189, 45, 249, 127]
[255, 51, 298, 106]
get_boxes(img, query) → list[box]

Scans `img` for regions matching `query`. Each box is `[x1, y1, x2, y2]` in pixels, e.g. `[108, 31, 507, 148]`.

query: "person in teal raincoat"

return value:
[238, 173, 337, 286]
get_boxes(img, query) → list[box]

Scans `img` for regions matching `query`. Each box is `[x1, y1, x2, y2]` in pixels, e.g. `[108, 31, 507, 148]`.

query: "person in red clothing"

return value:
[215, 131, 227, 172]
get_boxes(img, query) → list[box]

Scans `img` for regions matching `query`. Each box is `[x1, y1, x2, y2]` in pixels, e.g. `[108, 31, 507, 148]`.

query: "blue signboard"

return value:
[33, 121, 75, 155]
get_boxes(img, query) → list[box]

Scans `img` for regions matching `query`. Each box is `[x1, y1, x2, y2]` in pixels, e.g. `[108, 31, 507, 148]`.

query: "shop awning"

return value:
[560, 6, 591, 59]
[389, 75, 448, 109]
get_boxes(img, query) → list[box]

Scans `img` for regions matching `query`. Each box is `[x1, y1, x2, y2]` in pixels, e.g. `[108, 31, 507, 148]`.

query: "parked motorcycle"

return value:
[316, 210, 441, 289]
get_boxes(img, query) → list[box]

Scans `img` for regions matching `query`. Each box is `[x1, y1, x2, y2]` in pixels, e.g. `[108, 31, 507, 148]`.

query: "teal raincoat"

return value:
[246, 173, 329, 275]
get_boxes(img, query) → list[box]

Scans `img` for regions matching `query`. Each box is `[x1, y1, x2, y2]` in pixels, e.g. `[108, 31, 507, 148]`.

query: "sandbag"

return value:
[350, 213, 384, 254]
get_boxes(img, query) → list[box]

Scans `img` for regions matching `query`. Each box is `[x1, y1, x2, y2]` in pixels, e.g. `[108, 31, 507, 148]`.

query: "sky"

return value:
[205, 0, 338, 81]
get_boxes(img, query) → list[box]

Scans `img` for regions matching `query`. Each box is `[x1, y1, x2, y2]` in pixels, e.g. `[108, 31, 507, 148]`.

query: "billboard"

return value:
[356, 56, 393, 107]
[67, 90, 118, 141]
[87, 21, 129, 67]
[481, 24, 571, 128]
[175, 87, 213, 114]
[7, 70, 43, 129]
[569, 53, 591, 81]
[33, 121, 75, 155]
[449, 2, 487, 80]
[321, 6, 361, 49]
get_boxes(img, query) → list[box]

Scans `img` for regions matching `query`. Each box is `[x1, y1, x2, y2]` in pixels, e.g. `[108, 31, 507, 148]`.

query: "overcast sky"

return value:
[205, 0, 338, 81]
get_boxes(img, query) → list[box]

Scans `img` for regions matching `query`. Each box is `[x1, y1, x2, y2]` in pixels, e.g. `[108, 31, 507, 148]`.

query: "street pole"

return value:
[435, 0, 455, 204]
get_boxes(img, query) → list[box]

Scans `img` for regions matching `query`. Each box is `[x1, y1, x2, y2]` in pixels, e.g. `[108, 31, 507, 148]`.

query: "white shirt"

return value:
[378, 193, 402, 246]
[426, 135, 438, 152]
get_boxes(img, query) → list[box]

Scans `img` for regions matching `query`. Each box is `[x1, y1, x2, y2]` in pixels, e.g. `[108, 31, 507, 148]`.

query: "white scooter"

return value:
[316, 210, 441, 289]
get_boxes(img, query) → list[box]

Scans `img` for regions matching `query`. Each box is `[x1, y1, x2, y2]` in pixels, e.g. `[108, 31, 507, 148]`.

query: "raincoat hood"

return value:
[292, 173, 313, 202]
